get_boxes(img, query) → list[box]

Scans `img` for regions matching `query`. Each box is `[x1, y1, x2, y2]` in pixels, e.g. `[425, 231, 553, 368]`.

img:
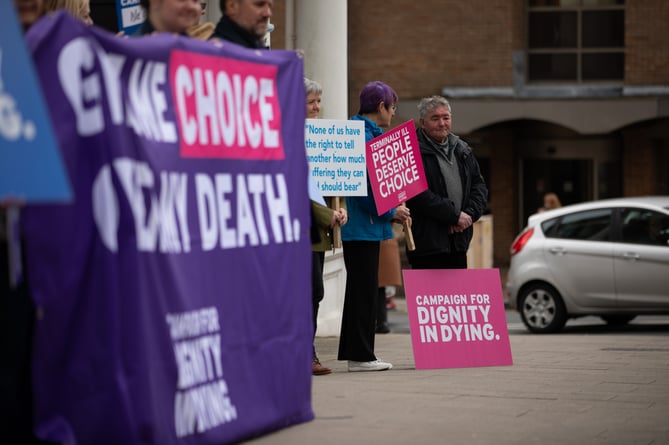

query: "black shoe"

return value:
[375, 322, 390, 334]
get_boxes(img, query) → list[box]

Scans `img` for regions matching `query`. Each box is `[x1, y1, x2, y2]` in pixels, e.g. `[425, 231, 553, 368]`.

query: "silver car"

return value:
[506, 196, 669, 333]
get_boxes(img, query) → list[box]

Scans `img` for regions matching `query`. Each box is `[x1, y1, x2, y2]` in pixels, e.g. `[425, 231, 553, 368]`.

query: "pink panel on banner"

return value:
[366, 120, 427, 215]
[170, 50, 284, 160]
[402, 269, 513, 370]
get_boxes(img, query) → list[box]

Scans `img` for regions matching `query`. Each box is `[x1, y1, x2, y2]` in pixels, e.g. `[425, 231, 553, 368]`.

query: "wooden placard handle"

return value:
[402, 203, 415, 251]
[332, 196, 342, 248]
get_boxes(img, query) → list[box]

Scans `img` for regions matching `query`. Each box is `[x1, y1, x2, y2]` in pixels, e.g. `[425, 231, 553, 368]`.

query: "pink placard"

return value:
[366, 120, 427, 215]
[402, 269, 513, 370]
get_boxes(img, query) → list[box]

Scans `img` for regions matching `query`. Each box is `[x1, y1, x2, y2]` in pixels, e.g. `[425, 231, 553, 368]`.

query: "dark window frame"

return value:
[527, 0, 625, 84]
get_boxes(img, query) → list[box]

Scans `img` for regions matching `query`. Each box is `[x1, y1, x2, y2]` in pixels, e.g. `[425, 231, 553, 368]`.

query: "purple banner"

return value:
[22, 12, 313, 445]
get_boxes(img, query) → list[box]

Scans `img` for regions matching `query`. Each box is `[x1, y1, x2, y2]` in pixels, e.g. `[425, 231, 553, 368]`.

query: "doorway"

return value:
[517, 137, 622, 229]
[522, 159, 592, 223]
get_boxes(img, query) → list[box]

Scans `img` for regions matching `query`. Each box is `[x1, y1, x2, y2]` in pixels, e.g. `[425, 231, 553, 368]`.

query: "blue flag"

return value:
[0, 2, 72, 203]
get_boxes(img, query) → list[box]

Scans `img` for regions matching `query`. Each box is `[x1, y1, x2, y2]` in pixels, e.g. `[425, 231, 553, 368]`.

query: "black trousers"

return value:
[376, 287, 387, 326]
[311, 250, 325, 357]
[338, 240, 380, 362]
[409, 251, 468, 270]
[1, 238, 55, 444]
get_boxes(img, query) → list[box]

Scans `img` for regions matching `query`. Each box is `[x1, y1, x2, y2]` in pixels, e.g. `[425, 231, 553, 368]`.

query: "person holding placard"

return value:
[406, 96, 488, 270]
[305, 78, 348, 375]
[338, 81, 411, 372]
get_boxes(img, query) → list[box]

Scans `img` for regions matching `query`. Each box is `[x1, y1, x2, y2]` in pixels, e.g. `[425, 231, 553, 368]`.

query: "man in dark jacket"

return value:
[406, 95, 488, 269]
[210, 0, 272, 48]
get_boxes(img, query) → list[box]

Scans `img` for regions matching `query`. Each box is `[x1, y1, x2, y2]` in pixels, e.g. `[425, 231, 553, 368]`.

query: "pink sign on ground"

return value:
[402, 269, 513, 370]
[366, 120, 427, 215]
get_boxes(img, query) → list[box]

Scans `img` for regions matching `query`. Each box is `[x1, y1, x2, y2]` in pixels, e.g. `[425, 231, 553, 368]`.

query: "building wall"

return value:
[347, 0, 518, 111]
[623, 121, 669, 196]
[626, 0, 669, 84]
[480, 127, 517, 266]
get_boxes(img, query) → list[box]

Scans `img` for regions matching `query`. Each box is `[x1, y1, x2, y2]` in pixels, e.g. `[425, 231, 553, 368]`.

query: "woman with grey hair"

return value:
[305, 77, 347, 375]
[304, 78, 322, 119]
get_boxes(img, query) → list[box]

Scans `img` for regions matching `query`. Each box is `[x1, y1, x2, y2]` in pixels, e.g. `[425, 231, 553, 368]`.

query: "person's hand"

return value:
[329, 211, 338, 228]
[391, 205, 410, 224]
[330, 208, 348, 227]
[335, 208, 348, 226]
[450, 212, 472, 233]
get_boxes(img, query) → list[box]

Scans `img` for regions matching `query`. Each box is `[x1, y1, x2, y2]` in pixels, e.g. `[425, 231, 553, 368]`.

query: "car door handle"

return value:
[548, 247, 566, 255]
[621, 252, 640, 260]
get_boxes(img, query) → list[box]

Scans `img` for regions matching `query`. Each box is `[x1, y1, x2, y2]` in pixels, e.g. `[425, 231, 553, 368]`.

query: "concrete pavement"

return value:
[246, 302, 669, 445]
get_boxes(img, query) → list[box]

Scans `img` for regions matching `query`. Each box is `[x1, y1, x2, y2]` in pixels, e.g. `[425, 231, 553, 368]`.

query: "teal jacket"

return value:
[341, 115, 396, 242]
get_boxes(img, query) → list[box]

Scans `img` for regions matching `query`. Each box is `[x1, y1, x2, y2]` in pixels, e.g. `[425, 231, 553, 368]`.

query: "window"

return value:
[621, 208, 669, 246]
[528, 0, 625, 83]
[545, 208, 612, 241]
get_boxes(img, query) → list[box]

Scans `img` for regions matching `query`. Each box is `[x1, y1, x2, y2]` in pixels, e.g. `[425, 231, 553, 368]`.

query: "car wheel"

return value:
[519, 283, 567, 334]
[601, 315, 636, 325]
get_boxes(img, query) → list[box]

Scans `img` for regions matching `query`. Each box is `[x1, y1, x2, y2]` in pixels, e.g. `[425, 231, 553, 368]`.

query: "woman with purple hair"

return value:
[338, 81, 411, 372]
